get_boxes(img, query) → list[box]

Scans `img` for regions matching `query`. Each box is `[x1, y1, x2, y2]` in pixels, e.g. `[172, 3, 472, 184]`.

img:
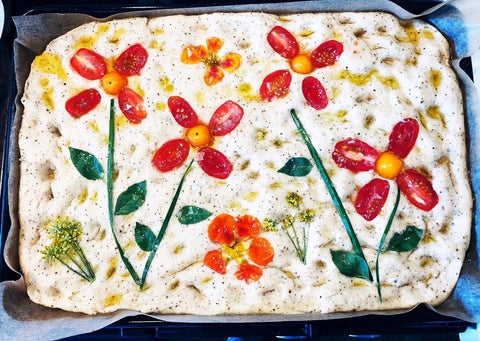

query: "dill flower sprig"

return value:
[41, 217, 95, 282]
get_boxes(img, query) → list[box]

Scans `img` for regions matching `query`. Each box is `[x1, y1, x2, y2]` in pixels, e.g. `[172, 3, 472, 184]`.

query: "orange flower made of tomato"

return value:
[181, 37, 242, 86]
[332, 118, 439, 221]
[65, 44, 148, 123]
[152, 96, 244, 179]
[203, 214, 274, 284]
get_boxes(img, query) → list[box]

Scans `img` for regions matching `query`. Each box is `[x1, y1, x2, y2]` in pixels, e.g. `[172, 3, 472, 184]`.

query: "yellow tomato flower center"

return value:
[375, 151, 403, 179]
[290, 54, 313, 74]
[186, 124, 211, 148]
[101, 71, 128, 95]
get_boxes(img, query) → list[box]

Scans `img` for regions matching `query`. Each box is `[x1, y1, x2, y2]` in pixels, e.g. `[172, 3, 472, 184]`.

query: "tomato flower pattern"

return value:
[260, 26, 344, 109]
[66, 44, 148, 123]
[181, 37, 242, 86]
[332, 118, 439, 221]
[152, 96, 244, 179]
[203, 214, 274, 283]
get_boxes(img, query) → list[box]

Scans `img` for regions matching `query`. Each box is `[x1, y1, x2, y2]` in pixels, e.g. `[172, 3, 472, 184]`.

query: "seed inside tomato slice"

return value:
[118, 87, 147, 124]
[152, 139, 190, 172]
[311, 40, 344, 68]
[259, 69, 292, 102]
[114, 43, 148, 76]
[302, 76, 328, 110]
[203, 250, 227, 275]
[267, 26, 300, 59]
[332, 138, 379, 172]
[70, 49, 107, 80]
[396, 169, 439, 211]
[65, 88, 101, 118]
[355, 178, 390, 221]
[197, 147, 233, 179]
[388, 118, 419, 159]
[167, 96, 199, 128]
[208, 100, 244, 136]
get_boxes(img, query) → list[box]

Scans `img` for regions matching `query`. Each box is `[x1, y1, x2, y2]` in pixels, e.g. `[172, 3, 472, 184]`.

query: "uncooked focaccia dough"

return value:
[19, 12, 471, 315]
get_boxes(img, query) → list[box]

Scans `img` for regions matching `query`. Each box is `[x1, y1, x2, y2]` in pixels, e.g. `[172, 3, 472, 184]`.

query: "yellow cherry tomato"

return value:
[101, 71, 128, 95]
[375, 151, 403, 179]
[289, 54, 313, 74]
[186, 124, 211, 148]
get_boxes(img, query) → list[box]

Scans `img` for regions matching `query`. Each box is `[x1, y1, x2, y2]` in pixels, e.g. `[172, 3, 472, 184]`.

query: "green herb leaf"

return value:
[114, 180, 147, 215]
[69, 147, 104, 180]
[331, 250, 371, 281]
[135, 222, 156, 252]
[386, 225, 423, 252]
[278, 157, 313, 177]
[177, 206, 212, 225]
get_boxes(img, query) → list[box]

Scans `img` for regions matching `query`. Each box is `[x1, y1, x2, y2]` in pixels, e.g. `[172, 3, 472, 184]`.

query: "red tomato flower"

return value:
[203, 214, 274, 284]
[152, 96, 244, 179]
[181, 37, 242, 86]
[260, 26, 344, 110]
[66, 44, 148, 123]
[332, 118, 439, 221]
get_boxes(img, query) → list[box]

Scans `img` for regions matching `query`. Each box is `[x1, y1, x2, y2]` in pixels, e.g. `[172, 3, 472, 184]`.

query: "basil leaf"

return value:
[278, 157, 313, 177]
[135, 222, 156, 252]
[386, 226, 423, 252]
[331, 250, 372, 281]
[114, 180, 147, 215]
[177, 206, 212, 225]
[69, 147, 104, 180]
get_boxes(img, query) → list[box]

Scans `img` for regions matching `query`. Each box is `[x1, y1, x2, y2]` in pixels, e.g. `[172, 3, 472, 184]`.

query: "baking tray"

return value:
[0, 0, 476, 339]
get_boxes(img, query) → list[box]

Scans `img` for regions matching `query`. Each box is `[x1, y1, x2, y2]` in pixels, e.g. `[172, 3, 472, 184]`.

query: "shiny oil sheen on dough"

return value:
[19, 12, 471, 315]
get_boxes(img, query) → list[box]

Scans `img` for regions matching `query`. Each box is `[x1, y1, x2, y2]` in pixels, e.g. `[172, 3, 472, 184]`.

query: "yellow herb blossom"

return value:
[262, 218, 279, 232]
[299, 209, 316, 223]
[286, 192, 303, 208]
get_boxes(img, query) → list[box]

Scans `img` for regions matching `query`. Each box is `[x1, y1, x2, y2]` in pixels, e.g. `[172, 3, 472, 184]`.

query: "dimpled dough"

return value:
[18, 12, 471, 315]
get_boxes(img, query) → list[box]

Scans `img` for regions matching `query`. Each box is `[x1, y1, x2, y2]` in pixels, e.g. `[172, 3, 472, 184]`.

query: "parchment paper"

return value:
[1, 0, 479, 339]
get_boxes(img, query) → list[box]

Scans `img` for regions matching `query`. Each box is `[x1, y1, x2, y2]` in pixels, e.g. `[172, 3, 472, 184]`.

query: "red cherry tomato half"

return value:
[236, 215, 262, 240]
[332, 138, 379, 172]
[355, 178, 390, 221]
[302, 76, 328, 110]
[396, 169, 439, 211]
[248, 237, 274, 267]
[311, 40, 344, 69]
[118, 87, 147, 124]
[114, 43, 148, 76]
[152, 139, 190, 172]
[259, 69, 292, 102]
[267, 26, 300, 59]
[65, 88, 101, 118]
[70, 48, 107, 80]
[208, 213, 236, 245]
[167, 96, 199, 128]
[235, 263, 263, 284]
[197, 147, 233, 179]
[208, 100, 244, 136]
[388, 118, 419, 159]
[203, 250, 227, 275]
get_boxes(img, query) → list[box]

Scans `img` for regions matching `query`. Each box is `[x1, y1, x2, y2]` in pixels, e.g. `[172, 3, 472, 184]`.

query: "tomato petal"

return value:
[236, 215, 262, 240]
[219, 53, 242, 73]
[208, 214, 236, 245]
[206, 37, 223, 53]
[311, 40, 344, 68]
[204, 65, 225, 86]
[70, 48, 107, 80]
[259, 69, 292, 102]
[181, 45, 207, 64]
[388, 118, 419, 159]
[203, 250, 227, 275]
[355, 179, 390, 221]
[302, 76, 328, 110]
[65, 88, 101, 118]
[332, 138, 379, 172]
[267, 26, 300, 59]
[167, 96, 199, 128]
[197, 147, 233, 179]
[114, 43, 148, 76]
[152, 139, 190, 172]
[248, 237, 274, 266]
[235, 263, 263, 284]
[118, 87, 147, 124]
[396, 169, 439, 211]
[208, 100, 244, 136]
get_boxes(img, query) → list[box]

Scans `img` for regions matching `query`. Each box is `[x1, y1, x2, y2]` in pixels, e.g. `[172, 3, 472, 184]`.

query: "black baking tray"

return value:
[0, 0, 476, 339]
